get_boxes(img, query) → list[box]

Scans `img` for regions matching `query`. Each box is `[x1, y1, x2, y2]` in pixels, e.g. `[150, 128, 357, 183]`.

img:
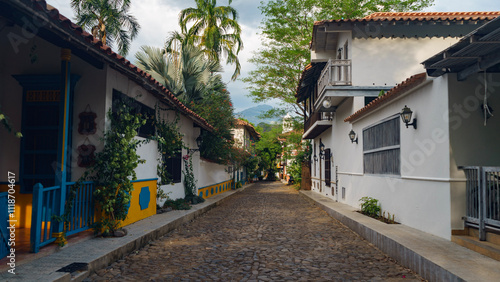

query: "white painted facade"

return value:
[302, 16, 500, 240]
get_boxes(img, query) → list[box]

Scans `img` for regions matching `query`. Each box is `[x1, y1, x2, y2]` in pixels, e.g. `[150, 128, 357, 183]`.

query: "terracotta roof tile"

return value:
[344, 73, 427, 122]
[22, 0, 213, 131]
[315, 11, 500, 25]
[235, 119, 261, 139]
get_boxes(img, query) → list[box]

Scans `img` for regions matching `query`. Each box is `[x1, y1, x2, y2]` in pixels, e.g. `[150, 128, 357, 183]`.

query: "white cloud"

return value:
[44, 0, 500, 114]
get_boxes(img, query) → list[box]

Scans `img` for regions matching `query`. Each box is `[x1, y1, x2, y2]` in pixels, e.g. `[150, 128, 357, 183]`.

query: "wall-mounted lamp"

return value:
[188, 135, 203, 154]
[348, 129, 358, 144]
[400, 105, 417, 129]
[319, 139, 326, 159]
[313, 154, 318, 162]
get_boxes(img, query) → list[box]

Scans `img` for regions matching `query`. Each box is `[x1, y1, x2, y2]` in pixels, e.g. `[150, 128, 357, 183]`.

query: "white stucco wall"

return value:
[313, 76, 463, 240]
[351, 37, 458, 87]
[69, 58, 107, 181]
[447, 73, 500, 167]
[199, 160, 231, 187]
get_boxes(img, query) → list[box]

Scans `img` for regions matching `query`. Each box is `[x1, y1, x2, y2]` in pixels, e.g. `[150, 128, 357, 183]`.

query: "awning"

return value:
[296, 62, 327, 103]
[423, 16, 500, 80]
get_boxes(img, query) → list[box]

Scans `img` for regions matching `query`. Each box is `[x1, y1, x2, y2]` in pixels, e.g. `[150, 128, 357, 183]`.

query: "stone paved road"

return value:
[88, 182, 422, 281]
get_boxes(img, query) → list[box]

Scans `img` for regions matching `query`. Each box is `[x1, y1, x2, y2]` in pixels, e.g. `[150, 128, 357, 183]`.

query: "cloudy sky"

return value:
[46, 0, 500, 112]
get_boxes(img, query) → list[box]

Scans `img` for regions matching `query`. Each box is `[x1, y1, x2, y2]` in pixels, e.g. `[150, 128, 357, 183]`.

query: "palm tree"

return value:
[135, 44, 223, 104]
[71, 0, 140, 56]
[179, 0, 243, 80]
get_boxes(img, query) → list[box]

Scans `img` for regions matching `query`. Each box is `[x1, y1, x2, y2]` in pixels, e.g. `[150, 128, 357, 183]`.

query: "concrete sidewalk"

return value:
[0, 185, 251, 282]
[300, 190, 500, 282]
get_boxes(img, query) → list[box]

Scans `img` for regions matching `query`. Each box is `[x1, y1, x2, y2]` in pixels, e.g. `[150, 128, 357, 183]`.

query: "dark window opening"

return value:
[365, 96, 378, 106]
[325, 148, 331, 186]
[112, 90, 155, 138]
[164, 151, 182, 183]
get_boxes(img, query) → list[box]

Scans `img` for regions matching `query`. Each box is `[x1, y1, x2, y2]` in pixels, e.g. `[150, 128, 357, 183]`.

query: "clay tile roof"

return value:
[235, 119, 261, 139]
[21, 0, 213, 131]
[344, 73, 427, 122]
[363, 11, 500, 21]
[315, 11, 500, 25]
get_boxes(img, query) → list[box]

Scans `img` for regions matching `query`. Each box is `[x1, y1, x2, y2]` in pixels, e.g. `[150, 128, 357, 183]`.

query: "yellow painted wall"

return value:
[119, 179, 157, 228]
[0, 179, 157, 230]
[198, 180, 233, 199]
[0, 184, 33, 228]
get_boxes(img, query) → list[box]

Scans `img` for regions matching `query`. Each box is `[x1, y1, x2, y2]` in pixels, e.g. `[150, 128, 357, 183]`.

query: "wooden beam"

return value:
[458, 50, 500, 80]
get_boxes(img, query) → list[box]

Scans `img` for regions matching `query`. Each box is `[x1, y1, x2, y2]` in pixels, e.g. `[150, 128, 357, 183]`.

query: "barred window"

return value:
[363, 116, 400, 175]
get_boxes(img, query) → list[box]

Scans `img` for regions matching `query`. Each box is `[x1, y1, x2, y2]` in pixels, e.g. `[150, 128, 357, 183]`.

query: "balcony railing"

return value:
[317, 59, 352, 94]
[304, 111, 332, 132]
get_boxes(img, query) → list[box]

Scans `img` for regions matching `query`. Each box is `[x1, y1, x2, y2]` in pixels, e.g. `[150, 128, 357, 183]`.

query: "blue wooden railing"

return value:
[30, 181, 95, 253]
[30, 184, 60, 252]
[0, 192, 9, 259]
[65, 181, 95, 237]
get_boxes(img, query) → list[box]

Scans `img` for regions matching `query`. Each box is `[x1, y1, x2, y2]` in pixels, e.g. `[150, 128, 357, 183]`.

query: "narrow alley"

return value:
[88, 182, 421, 281]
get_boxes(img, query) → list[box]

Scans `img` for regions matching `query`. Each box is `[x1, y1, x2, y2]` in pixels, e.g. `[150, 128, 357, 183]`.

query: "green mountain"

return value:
[236, 105, 278, 126]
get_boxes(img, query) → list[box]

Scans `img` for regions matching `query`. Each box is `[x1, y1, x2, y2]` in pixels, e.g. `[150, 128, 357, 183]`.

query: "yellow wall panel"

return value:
[120, 179, 157, 228]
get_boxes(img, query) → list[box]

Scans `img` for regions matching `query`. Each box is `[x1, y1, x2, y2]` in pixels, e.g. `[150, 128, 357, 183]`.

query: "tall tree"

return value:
[71, 0, 140, 56]
[242, 0, 434, 119]
[179, 0, 243, 80]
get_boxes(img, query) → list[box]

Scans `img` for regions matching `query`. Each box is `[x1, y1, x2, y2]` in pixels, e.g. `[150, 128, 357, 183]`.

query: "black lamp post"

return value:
[400, 105, 417, 129]
[348, 129, 358, 144]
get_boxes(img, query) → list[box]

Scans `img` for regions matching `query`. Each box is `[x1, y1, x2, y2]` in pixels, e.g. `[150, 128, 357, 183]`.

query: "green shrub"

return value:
[163, 199, 191, 210]
[185, 194, 205, 205]
[359, 197, 380, 217]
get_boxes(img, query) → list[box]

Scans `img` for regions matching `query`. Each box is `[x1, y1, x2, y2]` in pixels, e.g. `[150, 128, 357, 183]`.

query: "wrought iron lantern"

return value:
[319, 139, 326, 159]
[196, 135, 202, 148]
[313, 154, 318, 162]
[348, 129, 358, 144]
[400, 105, 417, 129]
[188, 135, 203, 154]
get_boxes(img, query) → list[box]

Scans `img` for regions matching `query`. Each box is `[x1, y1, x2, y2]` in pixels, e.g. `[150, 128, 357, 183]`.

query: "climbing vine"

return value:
[182, 154, 197, 197]
[85, 100, 148, 235]
[152, 106, 184, 200]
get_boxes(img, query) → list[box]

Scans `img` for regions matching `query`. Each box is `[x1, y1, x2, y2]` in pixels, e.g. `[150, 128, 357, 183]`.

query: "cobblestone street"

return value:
[89, 182, 422, 281]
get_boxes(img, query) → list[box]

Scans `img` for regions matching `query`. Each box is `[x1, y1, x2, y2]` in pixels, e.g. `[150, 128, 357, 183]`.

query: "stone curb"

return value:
[0, 184, 253, 282]
[299, 190, 500, 282]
